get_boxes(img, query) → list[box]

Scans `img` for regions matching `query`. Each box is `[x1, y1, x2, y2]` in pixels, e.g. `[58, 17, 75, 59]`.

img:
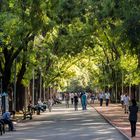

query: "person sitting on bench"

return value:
[2, 111, 16, 131]
[37, 98, 45, 112]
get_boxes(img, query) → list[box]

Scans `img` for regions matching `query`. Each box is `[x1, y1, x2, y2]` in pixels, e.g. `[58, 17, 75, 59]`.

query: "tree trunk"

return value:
[2, 63, 12, 92]
[16, 83, 25, 111]
[139, 84, 140, 102]
[16, 61, 27, 111]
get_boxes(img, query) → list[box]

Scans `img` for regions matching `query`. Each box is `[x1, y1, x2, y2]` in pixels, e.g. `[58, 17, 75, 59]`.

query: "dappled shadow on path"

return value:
[93, 103, 140, 140]
[1, 105, 128, 140]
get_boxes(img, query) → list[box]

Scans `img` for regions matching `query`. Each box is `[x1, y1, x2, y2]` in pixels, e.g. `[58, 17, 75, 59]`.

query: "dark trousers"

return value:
[130, 121, 136, 136]
[71, 98, 74, 104]
[100, 99, 103, 106]
[66, 100, 69, 108]
[106, 99, 109, 106]
[0, 120, 5, 133]
[2, 119, 14, 131]
[74, 103, 78, 111]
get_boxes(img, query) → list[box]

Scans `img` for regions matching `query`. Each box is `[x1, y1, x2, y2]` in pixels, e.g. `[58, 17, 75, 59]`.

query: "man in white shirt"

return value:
[123, 94, 130, 113]
[37, 98, 44, 112]
[98, 92, 104, 106]
[120, 94, 125, 108]
[38, 98, 43, 106]
[48, 98, 53, 112]
[105, 92, 110, 106]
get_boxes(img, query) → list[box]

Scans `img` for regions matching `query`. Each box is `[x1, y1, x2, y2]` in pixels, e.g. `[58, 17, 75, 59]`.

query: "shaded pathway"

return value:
[93, 103, 140, 140]
[1, 105, 128, 140]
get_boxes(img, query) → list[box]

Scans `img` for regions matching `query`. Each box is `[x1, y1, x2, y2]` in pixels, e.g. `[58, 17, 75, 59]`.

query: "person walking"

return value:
[48, 98, 53, 112]
[123, 94, 130, 113]
[98, 92, 104, 106]
[70, 93, 74, 105]
[81, 92, 87, 110]
[90, 93, 95, 104]
[65, 93, 70, 108]
[105, 91, 110, 106]
[120, 93, 124, 108]
[129, 99, 138, 137]
[73, 93, 79, 111]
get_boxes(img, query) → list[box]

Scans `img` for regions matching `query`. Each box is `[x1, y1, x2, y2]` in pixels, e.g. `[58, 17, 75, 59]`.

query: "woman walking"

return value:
[129, 99, 139, 137]
[73, 93, 79, 111]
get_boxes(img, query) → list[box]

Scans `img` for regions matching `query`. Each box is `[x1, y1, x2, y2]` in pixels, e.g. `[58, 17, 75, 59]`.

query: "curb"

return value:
[94, 107, 131, 140]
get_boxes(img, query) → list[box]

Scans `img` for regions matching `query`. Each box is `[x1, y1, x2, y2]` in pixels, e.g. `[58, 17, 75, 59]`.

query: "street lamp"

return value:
[13, 57, 17, 111]
[32, 69, 35, 105]
[121, 70, 124, 94]
[0, 72, 2, 114]
[39, 68, 42, 99]
[0, 72, 2, 94]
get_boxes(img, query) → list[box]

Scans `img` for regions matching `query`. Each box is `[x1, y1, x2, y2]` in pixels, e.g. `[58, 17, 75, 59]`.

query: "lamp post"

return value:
[43, 83, 45, 101]
[32, 69, 35, 105]
[39, 70, 42, 99]
[0, 72, 2, 94]
[0, 72, 2, 114]
[121, 70, 124, 94]
[13, 57, 17, 111]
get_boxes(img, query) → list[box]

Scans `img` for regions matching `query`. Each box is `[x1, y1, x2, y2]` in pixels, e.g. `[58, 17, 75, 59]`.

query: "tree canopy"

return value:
[0, 0, 140, 110]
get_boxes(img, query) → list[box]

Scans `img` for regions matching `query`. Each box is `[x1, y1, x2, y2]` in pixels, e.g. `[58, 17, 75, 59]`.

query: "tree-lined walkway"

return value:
[1, 104, 128, 140]
[1, 0, 140, 113]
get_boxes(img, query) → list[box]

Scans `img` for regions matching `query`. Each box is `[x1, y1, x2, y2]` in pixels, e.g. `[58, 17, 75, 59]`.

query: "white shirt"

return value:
[48, 99, 53, 106]
[121, 94, 124, 101]
[99, 93, 104, 99]
[123, 95, 129, 105]
[70, 93, 74, 98]
[105, 92, 110, 99]
[38, 100, 43, 106]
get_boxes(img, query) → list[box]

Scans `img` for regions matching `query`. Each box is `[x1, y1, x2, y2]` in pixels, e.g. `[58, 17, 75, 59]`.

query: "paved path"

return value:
[93, 103, 140, 140]
[0, 105, 128, 140]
